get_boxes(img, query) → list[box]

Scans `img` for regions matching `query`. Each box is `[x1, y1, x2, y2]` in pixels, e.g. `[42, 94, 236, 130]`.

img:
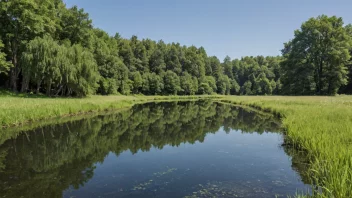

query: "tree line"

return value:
[0, 1, 351, 96]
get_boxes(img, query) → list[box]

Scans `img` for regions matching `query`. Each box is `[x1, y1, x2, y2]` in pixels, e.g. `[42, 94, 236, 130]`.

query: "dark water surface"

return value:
[0, 101, 310, 198]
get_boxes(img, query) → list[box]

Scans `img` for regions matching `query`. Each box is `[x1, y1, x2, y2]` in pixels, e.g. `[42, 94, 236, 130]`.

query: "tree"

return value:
[21, 36, 99, 96]
[223, 56, 233, 79]
[209, 56, 222, 80]
[21, 35, 60, 94]
[242, 81, 252, 95]
[180, 72, 197, 95]
[70, 44, 100, 96]
[184, 46, 205, 78]
[163, 70, 181, 95]
[149, 49, 165, 74]
[339, 24, 352, 94]
[130, 36, 149, 72]
[142, 72, 163, 95]
[165, 44, 182, 75]
[198, 47, 211, 76]
[59, 5, 93, 47]
[216, 75, 231, 95]
[130, 71, 143, 94]
[230, 79, 240, 95]
[0, 0, 61, 91]
[198, 83, 212, 95]
[281, 15, 352, 95]
[0, 40, 11, 74]
[200, 76, 217, 94]
[91, 29, 127, 95]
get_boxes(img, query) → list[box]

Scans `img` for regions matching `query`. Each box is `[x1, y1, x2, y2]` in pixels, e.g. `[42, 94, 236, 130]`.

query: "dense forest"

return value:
[0, 1, 352, 96]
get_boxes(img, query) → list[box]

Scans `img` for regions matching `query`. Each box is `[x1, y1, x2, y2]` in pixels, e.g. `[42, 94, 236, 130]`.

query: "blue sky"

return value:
[65, 0, 352, 60]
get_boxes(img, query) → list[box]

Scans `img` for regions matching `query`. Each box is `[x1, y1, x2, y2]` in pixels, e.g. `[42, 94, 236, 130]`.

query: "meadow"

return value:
[0, 93, 351, 197]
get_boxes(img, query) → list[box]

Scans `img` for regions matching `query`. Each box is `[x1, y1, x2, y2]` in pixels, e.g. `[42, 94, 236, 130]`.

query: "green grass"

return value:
[217, 96, 352, 198]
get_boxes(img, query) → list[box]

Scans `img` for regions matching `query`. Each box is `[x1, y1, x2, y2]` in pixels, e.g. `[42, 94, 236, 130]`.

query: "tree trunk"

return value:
[55, 85, 63, 96]
[21, 74, 30, 93]
[10, 39, 20, 92]
[317, 59, 324, 95]
[10, 67, 17, 92]
[61, 85, 66, 96]
[36, 80, 41, 95]
[46, 79, 52, 96]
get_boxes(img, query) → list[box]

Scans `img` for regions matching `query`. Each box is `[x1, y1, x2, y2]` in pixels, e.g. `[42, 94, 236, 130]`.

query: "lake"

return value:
[0, 101, 310, 198]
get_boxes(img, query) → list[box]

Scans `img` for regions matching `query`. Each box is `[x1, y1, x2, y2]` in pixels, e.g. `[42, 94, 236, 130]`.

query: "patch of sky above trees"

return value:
[0, 0, 352, 96]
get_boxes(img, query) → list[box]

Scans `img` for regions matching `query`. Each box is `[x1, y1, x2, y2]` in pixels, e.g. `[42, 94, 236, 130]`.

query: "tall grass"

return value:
[218, 96, 352, 198]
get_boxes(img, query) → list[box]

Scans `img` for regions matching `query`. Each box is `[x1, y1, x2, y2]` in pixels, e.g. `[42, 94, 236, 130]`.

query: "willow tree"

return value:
[281, 15, 352, 95]
[21, 35, 60, 94]
[21, 36, 99, 96]
[69, 44, 99, 96]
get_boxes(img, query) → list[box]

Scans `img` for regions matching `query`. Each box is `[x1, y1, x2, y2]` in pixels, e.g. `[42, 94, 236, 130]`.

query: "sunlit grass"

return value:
[218, 95, 352, 198]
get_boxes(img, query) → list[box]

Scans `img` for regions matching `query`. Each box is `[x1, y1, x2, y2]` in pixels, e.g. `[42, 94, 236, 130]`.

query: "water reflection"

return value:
[0, 101, 309, 198]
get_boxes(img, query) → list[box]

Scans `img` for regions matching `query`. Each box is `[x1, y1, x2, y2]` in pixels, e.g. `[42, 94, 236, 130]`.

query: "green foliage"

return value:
[281, 15, 352, 95]
[0, 2, 352, 97]
[21, 36, 99, 96]
[222, 56, 233, 79]
[149, 48, 166, 74]
[142, 72, 164, 95]
[198, 83, 212, 95]
[0, 40, 11, 74]
[216, 75, 231, 95]
[130, 71, 143, 94]
[165, 44, 182, 75]
[180, 72, 198, 95]
[242, 81, 252, 95]
[230, 79, 240, 95]
[163, 70, 181, 95]
[202, 76, 217, 94]
[59, 5, 93, 47]
[0, 0, 62, 90]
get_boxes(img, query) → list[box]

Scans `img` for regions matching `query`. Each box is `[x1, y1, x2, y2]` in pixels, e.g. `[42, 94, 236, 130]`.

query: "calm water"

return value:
[0, 101, 310, 198]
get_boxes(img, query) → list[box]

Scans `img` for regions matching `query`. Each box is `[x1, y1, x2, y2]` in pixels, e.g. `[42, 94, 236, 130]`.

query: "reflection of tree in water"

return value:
[282, 145, 312, 185]
[0, 101, 285, 198]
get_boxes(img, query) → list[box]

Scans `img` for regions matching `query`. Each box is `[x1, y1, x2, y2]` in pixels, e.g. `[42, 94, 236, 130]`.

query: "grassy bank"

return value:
[217, 96, 352, 198]
[0, 90, 220, 128]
